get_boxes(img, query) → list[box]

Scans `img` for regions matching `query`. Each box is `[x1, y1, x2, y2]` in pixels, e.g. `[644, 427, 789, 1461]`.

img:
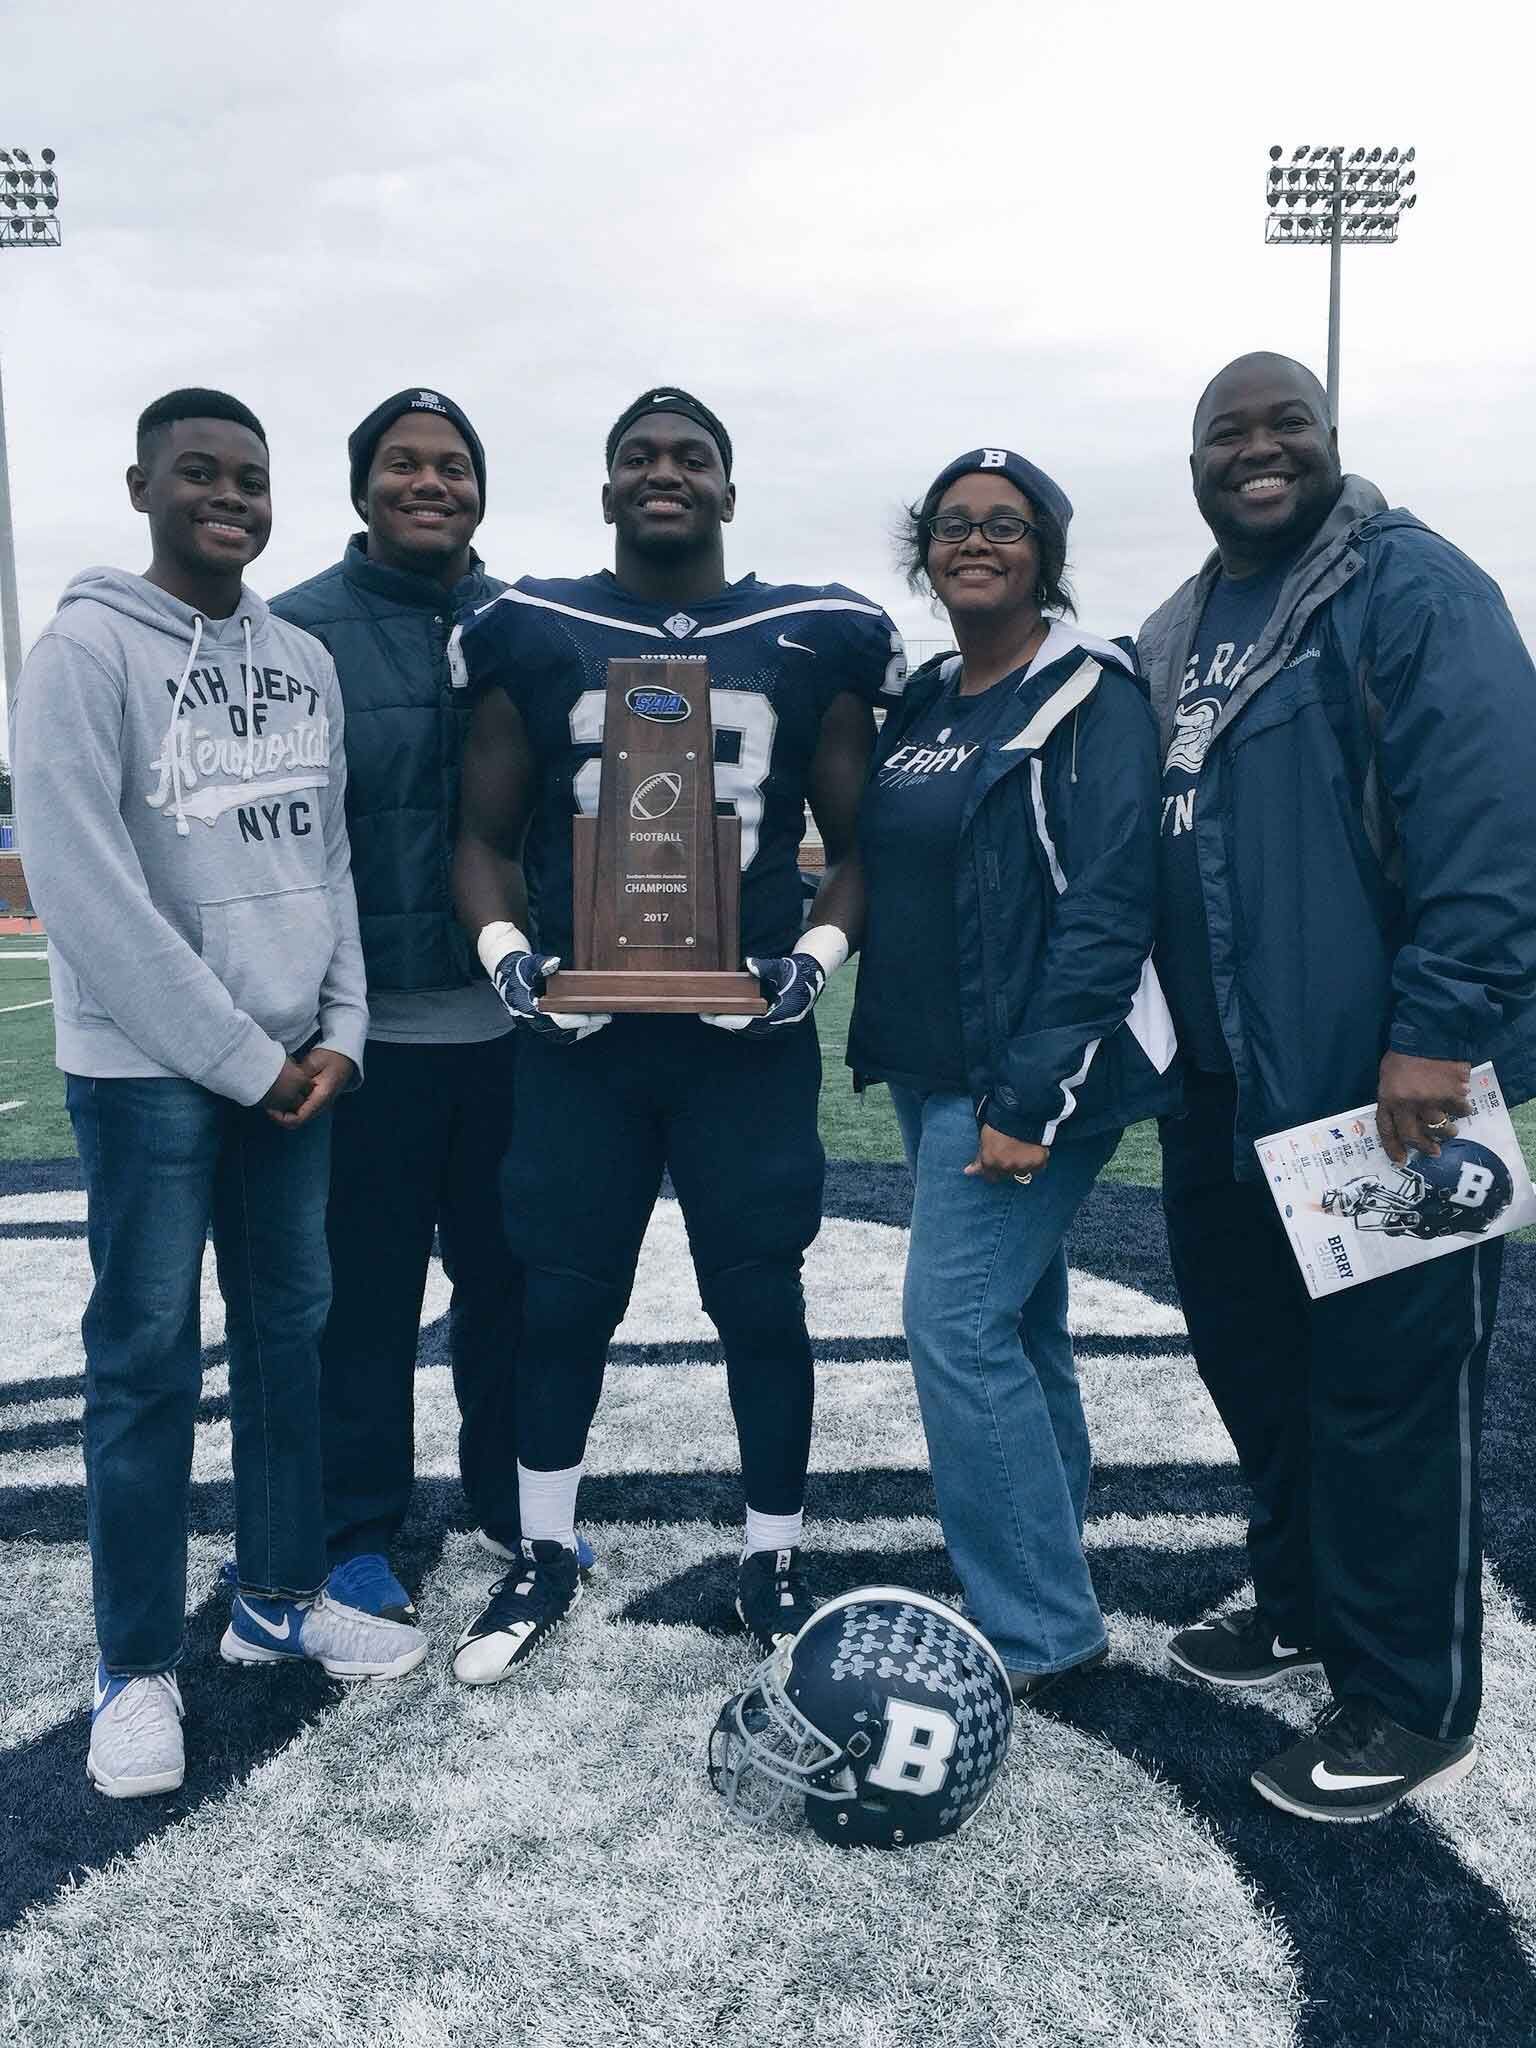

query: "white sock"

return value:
[517, 1461, 582, 1551]
[743, 1506, 804, 1559]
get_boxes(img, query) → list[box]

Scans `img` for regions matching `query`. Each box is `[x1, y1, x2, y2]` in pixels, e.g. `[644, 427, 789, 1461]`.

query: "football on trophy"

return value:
[629, 771, 683, 821]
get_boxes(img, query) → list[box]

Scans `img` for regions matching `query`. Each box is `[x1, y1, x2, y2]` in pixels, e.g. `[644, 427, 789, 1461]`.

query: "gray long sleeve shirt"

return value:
[11, 568, 367, 1105]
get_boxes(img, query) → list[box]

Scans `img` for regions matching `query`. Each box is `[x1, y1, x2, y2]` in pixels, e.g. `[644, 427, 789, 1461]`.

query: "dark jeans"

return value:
[506, 1017, 824, 1512]
[67, 1074, 332, 1674]
[1161, 1069, 1502, 1741]
[321, 1035, 521, 1561]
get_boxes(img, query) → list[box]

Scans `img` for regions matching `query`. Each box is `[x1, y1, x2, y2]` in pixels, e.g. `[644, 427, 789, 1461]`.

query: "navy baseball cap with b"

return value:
[918, 446, 1073, 560]
[348, 388, 488, 516]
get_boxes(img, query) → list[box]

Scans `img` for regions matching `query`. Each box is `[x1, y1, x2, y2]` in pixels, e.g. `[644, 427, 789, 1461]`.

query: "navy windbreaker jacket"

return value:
[272, 539, 506, 994]
[1138, 476, 1536, 1178]
[848, 624, 1181, 1147]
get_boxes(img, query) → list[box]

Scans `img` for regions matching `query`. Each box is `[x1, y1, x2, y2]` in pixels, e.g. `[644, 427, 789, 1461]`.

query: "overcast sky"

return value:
[3, 0, 1533, 733]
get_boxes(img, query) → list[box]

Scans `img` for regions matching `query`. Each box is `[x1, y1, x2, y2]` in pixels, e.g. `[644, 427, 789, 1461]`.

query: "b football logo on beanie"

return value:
[980, 449, 1008, 468]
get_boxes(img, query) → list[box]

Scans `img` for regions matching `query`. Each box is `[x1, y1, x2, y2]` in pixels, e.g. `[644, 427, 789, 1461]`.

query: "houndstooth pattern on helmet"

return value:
[829, 1598, 1011, 1826]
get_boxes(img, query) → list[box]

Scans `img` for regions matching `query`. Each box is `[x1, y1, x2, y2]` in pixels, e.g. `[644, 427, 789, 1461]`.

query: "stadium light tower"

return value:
[0, 146, 61, 716]
[1264, 143, 1418, 425]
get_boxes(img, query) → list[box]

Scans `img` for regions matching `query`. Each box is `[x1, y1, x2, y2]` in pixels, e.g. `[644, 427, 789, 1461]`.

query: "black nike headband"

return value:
[605, 387, 733, 476]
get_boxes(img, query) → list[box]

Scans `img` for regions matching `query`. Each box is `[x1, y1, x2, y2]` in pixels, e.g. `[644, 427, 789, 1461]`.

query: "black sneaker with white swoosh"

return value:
[1167, 1606, 1324, 1687]
[1251, 1697, 1478, 1822]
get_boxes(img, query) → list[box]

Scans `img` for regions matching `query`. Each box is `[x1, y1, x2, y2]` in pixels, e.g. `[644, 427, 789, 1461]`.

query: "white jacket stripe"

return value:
[1042, 1039, 1101, 1147]
[1001, 655, 1102, 751]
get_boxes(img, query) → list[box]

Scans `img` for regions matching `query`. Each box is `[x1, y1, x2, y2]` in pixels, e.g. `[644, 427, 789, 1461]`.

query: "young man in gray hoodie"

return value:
[11, 389, 429, 1802]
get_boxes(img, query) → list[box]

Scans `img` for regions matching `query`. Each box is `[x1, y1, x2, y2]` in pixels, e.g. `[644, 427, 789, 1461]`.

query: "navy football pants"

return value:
[504, 1016, 825, 1514]
[1162, 1069, 1502, 1742]
[321, 1035, 523, 1561]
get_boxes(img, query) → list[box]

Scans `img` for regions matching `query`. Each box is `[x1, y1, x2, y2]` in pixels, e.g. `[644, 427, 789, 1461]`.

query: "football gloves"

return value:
[480, 922, 610, 1044]
[703, 924, 848, 1038]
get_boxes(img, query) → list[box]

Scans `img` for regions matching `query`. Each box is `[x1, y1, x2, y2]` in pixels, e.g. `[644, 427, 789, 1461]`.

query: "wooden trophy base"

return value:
[540, 968, 765, 1016]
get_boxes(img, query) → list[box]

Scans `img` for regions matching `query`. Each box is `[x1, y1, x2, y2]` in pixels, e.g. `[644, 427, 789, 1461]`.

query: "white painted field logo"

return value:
[629, 772, 683, 821]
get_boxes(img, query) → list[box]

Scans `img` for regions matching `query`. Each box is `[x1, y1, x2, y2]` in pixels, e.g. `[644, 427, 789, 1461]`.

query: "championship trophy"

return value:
[540, 658, 766, 1016]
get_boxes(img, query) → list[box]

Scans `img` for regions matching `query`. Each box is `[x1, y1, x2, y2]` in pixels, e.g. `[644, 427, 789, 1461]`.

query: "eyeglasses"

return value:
[925, 513, 1039, 545]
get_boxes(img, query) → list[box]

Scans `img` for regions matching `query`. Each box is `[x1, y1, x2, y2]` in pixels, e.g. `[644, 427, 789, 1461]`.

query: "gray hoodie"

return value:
[11, 569, 367, 1105]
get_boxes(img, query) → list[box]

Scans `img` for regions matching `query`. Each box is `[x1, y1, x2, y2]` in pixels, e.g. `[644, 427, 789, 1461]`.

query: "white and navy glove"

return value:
[703, 925, 848, 1038]
[478, 923, 611, 1045]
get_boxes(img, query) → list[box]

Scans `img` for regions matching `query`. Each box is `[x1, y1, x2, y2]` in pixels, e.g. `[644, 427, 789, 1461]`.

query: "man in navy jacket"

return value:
[1139, 351, 1536, 1821]
[273, 391, 537, 1622]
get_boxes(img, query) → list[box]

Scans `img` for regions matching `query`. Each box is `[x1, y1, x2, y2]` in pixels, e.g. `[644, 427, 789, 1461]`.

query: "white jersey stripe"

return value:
[692, 599, 884, 638]
[481, 588, 668, 638]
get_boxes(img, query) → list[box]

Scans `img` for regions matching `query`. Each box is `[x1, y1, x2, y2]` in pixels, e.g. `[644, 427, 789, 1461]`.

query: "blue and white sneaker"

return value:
[87, 1661, 185, 1799]
[476, 1526, 597, 1576]
[220, 1589, 428, 1681]
[326, 1553, 419, 1625]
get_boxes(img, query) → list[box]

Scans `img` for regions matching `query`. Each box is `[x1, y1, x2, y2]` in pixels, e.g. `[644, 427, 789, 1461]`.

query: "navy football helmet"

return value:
[708, 1587, 1013, 1850]
[1321, 1138, 1514, 1240]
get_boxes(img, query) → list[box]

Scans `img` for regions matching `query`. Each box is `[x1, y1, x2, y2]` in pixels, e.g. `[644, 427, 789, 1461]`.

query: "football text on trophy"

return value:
[539, 657, 767, 1016]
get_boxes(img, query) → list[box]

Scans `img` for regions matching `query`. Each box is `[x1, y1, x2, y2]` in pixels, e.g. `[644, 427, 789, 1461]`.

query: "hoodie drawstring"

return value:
[1071, 705, 1080, 784]
[166, 613, 206, 837]
[241, 617, 256, 781]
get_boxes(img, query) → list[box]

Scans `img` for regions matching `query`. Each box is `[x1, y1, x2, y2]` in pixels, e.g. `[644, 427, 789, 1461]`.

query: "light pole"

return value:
[1263, 143, 1418, 425]
[0, 146, 61, 720]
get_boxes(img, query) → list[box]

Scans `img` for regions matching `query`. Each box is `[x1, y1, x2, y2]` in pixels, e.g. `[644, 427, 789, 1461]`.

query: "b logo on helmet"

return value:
[864, 1699, 959, 1796]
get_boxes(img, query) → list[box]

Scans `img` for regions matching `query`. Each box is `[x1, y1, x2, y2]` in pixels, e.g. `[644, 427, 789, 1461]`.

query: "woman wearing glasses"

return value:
[847, 447, 1179, 1699]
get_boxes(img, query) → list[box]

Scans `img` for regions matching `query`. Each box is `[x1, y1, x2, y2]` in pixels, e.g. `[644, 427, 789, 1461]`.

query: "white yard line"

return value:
[0, 950, 49, 960]
[0, 1101, 24, 1115]
[0, 999, 52, 1014]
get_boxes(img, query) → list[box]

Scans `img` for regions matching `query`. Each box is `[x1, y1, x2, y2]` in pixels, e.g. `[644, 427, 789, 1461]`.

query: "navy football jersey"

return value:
[453, 571, 906, 959]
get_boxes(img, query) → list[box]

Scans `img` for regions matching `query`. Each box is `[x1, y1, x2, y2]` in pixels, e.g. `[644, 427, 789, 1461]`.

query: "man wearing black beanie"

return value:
[272, 390, 589, 1629]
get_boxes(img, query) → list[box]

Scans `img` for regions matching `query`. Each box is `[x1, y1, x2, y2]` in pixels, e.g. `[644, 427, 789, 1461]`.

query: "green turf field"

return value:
[3, 938, 1529, 1213]
[0, 938, 66, 1161]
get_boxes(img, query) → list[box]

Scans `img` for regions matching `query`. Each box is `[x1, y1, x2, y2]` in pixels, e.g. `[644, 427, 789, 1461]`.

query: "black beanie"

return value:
[604, 387, 732, 475]
[348, 388, 488, 515]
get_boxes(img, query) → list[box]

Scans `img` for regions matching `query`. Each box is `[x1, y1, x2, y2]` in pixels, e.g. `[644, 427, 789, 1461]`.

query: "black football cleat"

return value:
[736, 1547, 819, 1658]
[1251, 1696, 1478, 1823]
[452, 1539, 583, 1685]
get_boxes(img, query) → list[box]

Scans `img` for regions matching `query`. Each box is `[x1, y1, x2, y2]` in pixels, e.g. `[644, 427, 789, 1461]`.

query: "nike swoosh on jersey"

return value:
[1271, 1638, 1300, 1658]
[1310, 1762, 1405, 1791]
[776, 633, 815, 654]
[237, 1598, 294, 1643]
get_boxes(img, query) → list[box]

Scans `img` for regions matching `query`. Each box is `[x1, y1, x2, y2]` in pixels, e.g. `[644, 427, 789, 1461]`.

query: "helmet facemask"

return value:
[707, 1647, 851, 1823]
[1322, 1164, 1427, 1233]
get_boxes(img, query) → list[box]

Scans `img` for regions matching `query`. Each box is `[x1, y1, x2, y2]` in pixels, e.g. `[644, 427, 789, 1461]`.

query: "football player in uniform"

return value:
[449, 388, 905, 1681]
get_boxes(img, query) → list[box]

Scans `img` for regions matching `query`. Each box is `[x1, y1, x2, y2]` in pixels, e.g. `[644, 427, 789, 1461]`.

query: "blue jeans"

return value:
[67, 1075, 333, 1673]
[890, 1086, 1118, 1675]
